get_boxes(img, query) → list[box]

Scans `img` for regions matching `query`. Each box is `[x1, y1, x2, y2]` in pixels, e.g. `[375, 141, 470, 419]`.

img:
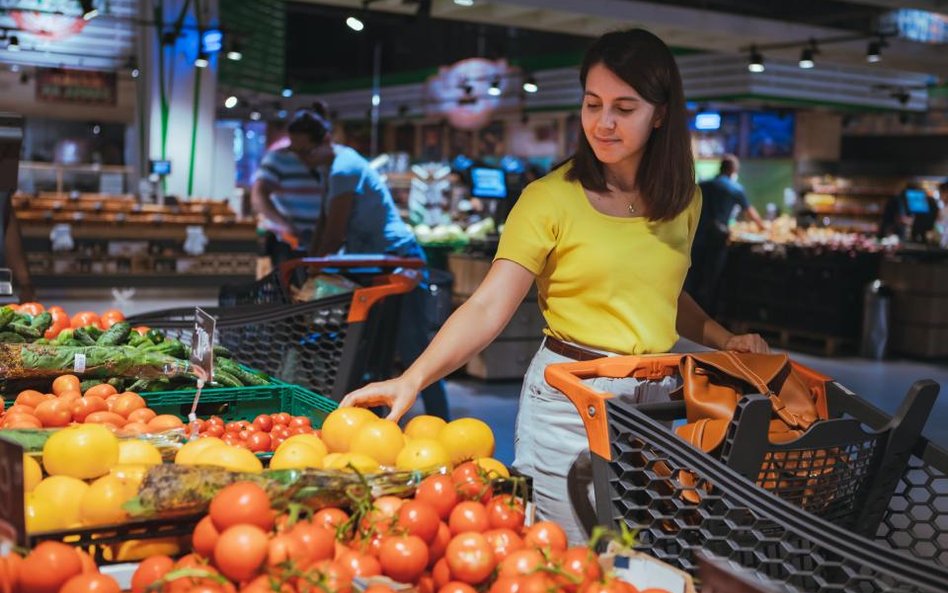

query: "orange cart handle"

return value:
[278, 255, 425, 292]
[544, 354, 682, 461]
[348, 270, 421, 323]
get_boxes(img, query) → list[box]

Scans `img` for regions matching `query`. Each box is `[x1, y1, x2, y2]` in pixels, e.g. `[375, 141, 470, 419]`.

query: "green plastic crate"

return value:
[142, 381, 337, 428]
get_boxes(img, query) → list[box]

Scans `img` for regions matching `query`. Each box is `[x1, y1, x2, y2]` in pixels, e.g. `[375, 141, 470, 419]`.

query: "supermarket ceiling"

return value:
[287, 0, 948, 83]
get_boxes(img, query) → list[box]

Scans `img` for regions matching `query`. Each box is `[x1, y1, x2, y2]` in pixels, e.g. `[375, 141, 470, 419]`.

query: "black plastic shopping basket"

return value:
[126, 256, 422, 401]
[545, 354, 948, 593]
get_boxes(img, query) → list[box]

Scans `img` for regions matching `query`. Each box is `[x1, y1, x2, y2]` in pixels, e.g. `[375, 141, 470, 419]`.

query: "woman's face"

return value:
[581, 63, 662, 170]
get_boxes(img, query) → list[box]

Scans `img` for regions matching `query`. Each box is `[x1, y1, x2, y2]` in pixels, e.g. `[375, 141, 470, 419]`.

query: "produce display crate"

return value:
[126, 255, 423, 401]
[143, 380, 337, 426]
[545, 355, 948, 593]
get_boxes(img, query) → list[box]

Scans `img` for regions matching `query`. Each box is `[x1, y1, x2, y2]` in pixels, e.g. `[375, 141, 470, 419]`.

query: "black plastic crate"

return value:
[545, 355, 948, 593]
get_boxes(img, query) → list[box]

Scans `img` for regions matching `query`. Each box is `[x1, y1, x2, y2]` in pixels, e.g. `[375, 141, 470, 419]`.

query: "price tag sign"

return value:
[188, 307, 216, 437]
[190, 307, 216, 384]
[0, 437, 27, 548]
[0, 268, 12, 297]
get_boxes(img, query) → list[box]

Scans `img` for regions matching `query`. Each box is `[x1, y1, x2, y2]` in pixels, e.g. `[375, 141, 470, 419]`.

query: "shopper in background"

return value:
[251, 109, 332, 266]
[0, 191, 34, 302]
[302, 103, 450, 421]
[685, 154, 764, 315]
[342, 29, 767, 543]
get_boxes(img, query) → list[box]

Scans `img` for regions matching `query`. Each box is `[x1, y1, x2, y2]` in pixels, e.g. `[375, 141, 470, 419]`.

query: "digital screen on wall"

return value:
[904, 189, 931, 214]
[748, 112, 795, 158]
[470, 166, 508, 199]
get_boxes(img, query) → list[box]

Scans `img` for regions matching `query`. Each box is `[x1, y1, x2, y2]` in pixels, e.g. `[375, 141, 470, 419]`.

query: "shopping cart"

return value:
[126, 256, 422, 401]
[545, 355, 948, 593]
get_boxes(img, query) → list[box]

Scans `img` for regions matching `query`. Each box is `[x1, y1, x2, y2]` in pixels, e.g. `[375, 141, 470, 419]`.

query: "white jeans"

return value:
[511, 338, 678, 545]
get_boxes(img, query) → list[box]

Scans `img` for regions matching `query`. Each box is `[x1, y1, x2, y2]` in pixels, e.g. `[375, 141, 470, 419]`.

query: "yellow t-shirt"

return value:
[495, 163, 701, 355]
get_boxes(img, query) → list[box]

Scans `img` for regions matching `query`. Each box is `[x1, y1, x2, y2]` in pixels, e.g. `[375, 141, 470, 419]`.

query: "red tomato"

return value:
[291, 522, 336, 565]
[555, 547, 602, 593]
[432, 557, 452, 588]
[313, 507, 349, 531]
[448, 501, 490, 535]
[0, 552, 23, 593]
[18, 302, 45, 316]
[489, 577, 524, 593]
[204, 424, 225, 438]
[267, 534, 308, 570]
[70, 311, 101, 330]
[416, 474, 460, 520]
[271, 412, 291, 426]
[364, 585, 398, 593]
[444, 532, 496, 585]
[132, 326, 150, 336]
[247, 431, 272, 453]
[59, 573, 120, 593]
[523, 521, 568, 553]
[428, 521, 452, 567]
[379, 535, 429, 585]
[75, 549, 98, 574]
[44, 318, 69, 340]
[396, 500, 441, 544]
[225, 422, 241, 434]
[100, 309, 125, 329]
[336, 549, 382, 578]
[486, 495, 526, 532]
[252, 414, 274, 432]
[497, 549, 545, 578]
[483, 528, 525, 563]
[209, 482, 274, 532]
[207, 416, 224, 426]
[19, 541, 83, 593]
[288, 425, 313, 436]
[289, 416, 312, 428]
[213, 525, 269, 583]
[451, 462, 490, 502]
[438, 582, 478, 593]
[192, 515, 220, 557]
[521, 573, 558, 593]
[581, 580, 641, 593]
[34, 398, 73, 427]
[311, 560, 353, 593]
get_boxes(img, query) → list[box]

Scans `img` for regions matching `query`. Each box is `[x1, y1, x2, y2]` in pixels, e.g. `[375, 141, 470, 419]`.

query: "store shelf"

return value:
[31, 273, 254, 289]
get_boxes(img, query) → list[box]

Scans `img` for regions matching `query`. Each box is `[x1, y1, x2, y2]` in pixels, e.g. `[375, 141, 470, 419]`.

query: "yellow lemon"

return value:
[194, 444, 263, 473]
[474, 457, 510, 479]
[349, 419, 405, 466]
[33, 475, 89, 526]
[322, 452, 343, 469]
[25, 493, 66, 533]
[23, 454, 43, 492]
[395, 438, 452, 472]
[437, 418, 495, 465]
[43, 423, 119, 479]
[110, 463, 149, 488]
[80, 474, 133, 526]
[321, 407, 379, 453]
[174, 436, 226, 465]
[283, 433, 329, 457]
[324, 452, 380, 474]
[404, 415, 447, 440]
[118, 440, 163, 466]
[270, 441, 326, 470]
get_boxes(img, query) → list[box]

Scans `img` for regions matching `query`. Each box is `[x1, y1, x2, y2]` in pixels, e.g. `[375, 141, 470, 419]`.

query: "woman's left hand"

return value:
[724, 333, 770, 353]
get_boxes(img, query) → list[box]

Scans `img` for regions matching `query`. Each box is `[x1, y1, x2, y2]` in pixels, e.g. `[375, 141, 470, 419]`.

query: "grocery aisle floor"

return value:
[424, 352, 948, 466]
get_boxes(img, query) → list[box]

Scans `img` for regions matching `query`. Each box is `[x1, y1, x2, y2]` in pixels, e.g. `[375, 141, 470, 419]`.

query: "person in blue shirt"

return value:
[306, 103, 449, 420]
[685, 154, 763, 315]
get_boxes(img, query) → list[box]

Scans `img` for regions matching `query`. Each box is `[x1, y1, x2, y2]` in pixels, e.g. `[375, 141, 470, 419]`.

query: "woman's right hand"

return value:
[339, 377, 420, 422]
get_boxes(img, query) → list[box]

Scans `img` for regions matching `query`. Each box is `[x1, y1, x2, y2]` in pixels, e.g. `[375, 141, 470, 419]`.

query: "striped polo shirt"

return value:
[252, 148, 325, 234]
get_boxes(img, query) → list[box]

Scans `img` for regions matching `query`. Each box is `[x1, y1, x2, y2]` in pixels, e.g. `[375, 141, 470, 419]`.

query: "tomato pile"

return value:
[192, 413, 316, 453]
[0, 541, 121, 593]
[107, 461, 647, 593]
[7, 302, 127, 340]
[0, 374, 184, 432]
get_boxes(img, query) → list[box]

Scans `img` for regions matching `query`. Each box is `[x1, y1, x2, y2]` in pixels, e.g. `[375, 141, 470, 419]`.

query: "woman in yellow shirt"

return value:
[342, 28, 767, 542]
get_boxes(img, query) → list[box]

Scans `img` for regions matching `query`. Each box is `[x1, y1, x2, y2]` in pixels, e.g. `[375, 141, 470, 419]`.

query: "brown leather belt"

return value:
[544, 336, 606, 361]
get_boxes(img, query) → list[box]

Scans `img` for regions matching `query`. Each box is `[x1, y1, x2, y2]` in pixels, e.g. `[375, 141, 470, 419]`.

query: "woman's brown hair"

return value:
[565, 28, 695, 221]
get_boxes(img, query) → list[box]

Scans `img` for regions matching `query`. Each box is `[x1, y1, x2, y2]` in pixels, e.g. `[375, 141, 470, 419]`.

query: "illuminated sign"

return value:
[201, 29, 223, 54]
[425, 58, 510, 130]
[695, 112, 722, 131]
[882, 9, 948, 44]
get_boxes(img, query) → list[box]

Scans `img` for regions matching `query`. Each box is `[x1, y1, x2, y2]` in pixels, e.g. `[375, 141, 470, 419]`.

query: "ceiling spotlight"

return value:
[80, 0, 99, 20]
[799, 47, 815, 69]
[747, 46, 764, 73]
[281, 87, 293, 98]
[226, 42, 243, 61]
[131, 67, 140, 78]
[194, 53, 209, 68]
[249, 110, 261, 121]
[346, 16, 365, 32]
[7, 35, 20, 52]
[277, 109, 288, 119]
[224, 95, 239, 109]
[10, 64, 20, 72]
[453, 0, 475, 5]
[92, 124, 101, 135]
[488, 78, 502, 96]
[867, 38, 885, 63]
[371, 93, 381, 106]
[522, 76, 538, 94]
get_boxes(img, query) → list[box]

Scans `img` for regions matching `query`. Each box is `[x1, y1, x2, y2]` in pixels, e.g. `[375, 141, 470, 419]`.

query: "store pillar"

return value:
[136, 0, 220, 200]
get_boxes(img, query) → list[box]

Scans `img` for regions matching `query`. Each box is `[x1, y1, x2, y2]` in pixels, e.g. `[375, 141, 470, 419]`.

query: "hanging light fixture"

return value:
[281, 87, 293, 98]
[226, 40, 243, 61]
[7, 35, 20, 52]
[522, 76, 538, 94]
[867, 36, 886, 63]
[79, 0, 99, 21]
[346, 16, 365, 31]
[224, 96, 239, 109]
[747, 45, 764, 73]
[194, 52, 209, 68]
[799, 40, 818, 69]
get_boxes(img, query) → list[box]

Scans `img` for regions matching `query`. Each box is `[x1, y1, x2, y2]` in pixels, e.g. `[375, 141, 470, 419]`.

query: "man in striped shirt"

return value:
[251, 111, 333, 252]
